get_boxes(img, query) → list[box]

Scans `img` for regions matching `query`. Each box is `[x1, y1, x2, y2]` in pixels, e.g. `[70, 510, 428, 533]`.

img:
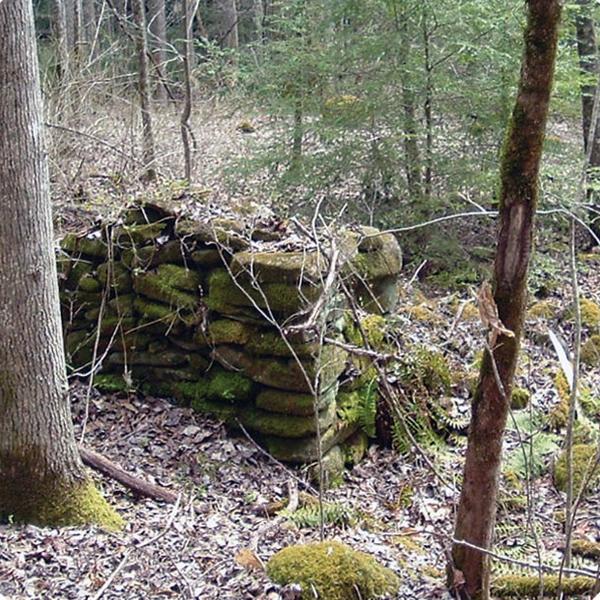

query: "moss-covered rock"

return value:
[255, 385, 336, 416]
[133, 265, 200, 310]
[114, 222, 167, 246]
[308, 445, 345, 487]
[190, 248, 222, 267]
[266, 541, 400, 600]
[581, 334, 600, 366]
[580, 297, 600, 330]
[107, 350, 189, 368]
[264, 419, 358, 463]
[548, 371, 569, 430]
[341, 430, 369, 466]
[206, 369, 256, 402]
[211, 344, 347, 393]
[510, 387, 530, 410]
[205, 269, 321, 316]
[97, 261, 132, 293]
[93, 373, 132, 393]
[240, 400, 336, 439]
[122, 240, 184, 268]
[61, 232, 109, 259]
[231, 251, 326, 284]
[491, 574, 597, 598]
[528, 299, 559, 320]
[553, 444, 600, 496]
[176, 217, 249, 250]
[133, 297, 197, 326]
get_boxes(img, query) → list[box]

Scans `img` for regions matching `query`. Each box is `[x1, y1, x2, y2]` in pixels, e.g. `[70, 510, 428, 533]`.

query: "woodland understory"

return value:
[1, 96, 600, 598]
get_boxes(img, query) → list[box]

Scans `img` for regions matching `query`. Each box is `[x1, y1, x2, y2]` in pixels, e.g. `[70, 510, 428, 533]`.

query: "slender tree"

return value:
[0, 0, 121, 529]
[218, 0, 239, 50]
[51, 0, 71, 82]
[131, 0, 157, 180]
[449, 2, 561, 598]
[574, 0, 600, 241]
[148, 0, 168, 102]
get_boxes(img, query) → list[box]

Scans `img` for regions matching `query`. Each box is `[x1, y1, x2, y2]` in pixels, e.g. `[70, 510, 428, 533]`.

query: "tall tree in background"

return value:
[0, 0, 121, 529]
[574, 0, 600, 241]
[148, 0, 168, 102]
[51, 0, 70, 82]
[131, 0, 157, 179]
[218, 0, 239, 50]
[449, 1, 561, 598]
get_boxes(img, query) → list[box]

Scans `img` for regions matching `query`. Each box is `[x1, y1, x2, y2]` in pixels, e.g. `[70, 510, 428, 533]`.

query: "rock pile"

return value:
[58, 202, 402, 477]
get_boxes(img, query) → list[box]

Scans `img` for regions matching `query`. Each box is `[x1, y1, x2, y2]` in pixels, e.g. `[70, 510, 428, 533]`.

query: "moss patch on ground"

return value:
[267, 541, 400, 600]
[554, 444, 600, 496]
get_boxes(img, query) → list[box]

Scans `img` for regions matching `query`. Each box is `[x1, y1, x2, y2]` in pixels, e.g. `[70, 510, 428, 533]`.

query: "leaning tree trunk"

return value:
[575, 0, 600, 242]
[131, 0, 157, 180]
[148, 0, 168, 102]
[0, 0, 120, 530]
[449, 2, 561, 599]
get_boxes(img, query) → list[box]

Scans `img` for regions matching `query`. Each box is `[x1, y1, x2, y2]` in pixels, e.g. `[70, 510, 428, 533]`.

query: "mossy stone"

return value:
[176, 217, 248, 250]
[191, 248, 224, 267]
[230, 251, 326, 284]
[206, 369, 256, 402]
[97, 261, 132, 293]
[107, 350, 188, 368]
[211, 344, 347, 393]
[491, 574, 597, 598]
[93, 373, 132, 393]
[239, 400, 336, 439]
[133, 297, 197, 326]
[206, 269, 321, 316]
[264, 419, 358, 463]
[114, 222, 167, 246]
[107, 294, 136, 317]
[97, 317, 137, 336]
[344, 313, 386, 348]
[61, 232, 109, 259]
[553, 444, 600, 496]
[308, 445, 345, 487]
[122, 240, 184, 268]
[133, 266, 200, 310]
[255, 384, 337, 416]
[341, 430, 369, 466]
[510, 387, 530, 410]
[266, 541, 400, 600]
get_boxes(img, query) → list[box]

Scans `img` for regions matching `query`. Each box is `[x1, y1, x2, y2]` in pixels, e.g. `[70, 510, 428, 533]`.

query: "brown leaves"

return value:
[476, 282, 515, 346]
[235, 548, 265, 572]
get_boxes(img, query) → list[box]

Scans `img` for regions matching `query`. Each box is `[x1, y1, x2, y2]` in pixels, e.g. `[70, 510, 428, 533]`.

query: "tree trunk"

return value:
[148, 0, 168, 102]
[449, 2, 561, 599]
[0, 0, 120, 530]
[218, 0, 239, 50]
[131, 0, 157, 180]
[574, 0, 600, 242]
[82, 0, 97, 54]
[51, 0, 71, 82]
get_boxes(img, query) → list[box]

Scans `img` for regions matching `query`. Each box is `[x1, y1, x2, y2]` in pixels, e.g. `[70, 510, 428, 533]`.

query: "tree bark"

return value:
[131, 0, 157, 180]
[218, 0, 239, 50]
[148, 0, 168, 102]
[0, 0, 120, 529]
[51, 0, 71, 82]
[574, 0, 600, 242]
[449, 2, 561, 599]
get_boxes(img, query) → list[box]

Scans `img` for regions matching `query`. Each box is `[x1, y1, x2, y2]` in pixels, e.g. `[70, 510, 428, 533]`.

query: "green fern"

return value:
[282, 502, 356, 529]
[505, 431, 559, 478]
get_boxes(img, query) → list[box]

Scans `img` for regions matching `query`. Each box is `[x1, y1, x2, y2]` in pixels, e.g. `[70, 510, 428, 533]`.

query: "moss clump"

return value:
[581, 334, 600, 366]
[341, 430, 369, 466]
[115, 222, 167, 246]
[572, 538, 600, 559]
[93, 373, 132, 393]
[491, 574, 597, 598]
[344, 314, 386, 348]
[548, 371, 569, 430]
[553, 444, 600, 496]
[97, 261, 132, 293]
[61, 233, 109, 258]
[267, 541, 400, 600]
[0, 477, 123, 531]
[580, 297, 600, 330]
[255, 386, 335, 416]
[527, 299, 558, 320]
[133, 265, 200, 310]
[510, 387, 530, 410]
[207, 369, 255, 402]
[405, 303, 442, 324]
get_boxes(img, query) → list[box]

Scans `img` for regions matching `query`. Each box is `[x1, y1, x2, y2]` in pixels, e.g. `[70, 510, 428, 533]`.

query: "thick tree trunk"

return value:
[0, 0, 120, 530]
[575, 0, 600, 242]
[148, 0, 168, 102]
[449, 2, 561, 599]
[131, 0, 157, 180]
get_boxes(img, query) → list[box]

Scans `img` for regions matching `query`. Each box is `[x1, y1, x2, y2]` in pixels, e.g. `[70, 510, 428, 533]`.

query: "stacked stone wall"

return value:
[58, 203, 402, 475]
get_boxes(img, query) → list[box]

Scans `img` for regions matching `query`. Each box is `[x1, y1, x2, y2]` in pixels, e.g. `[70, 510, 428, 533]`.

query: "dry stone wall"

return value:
[58, 203, 402, 476]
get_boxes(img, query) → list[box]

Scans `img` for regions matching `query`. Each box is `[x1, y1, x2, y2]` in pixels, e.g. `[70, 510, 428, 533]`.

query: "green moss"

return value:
[207, 369, 255, 402]
[267, 541, 400, 600]
[115, 222, 167, 246]
[491, 574, 597, 597]
[97, 261, 132, 293]
[548, 371, 570, 430]
[0, 473, 123, 531]
[580, 297, 600, 330]
[122, 240, 184, 268]
[510, 387, 530, 410]
[206, 319, 252, 345]
[308, 445, 345, 487]
[572, 538, 600, 559]
[133, 266, 200, 310]
[344, 314, 386, 348]
[341, 430, 369, 466]
[527, 299, 558, 320]
[255, 385, 335, 416]
[554, 444, 600, 495]
[61, 233, 109, 258]
[93, 373, 132, 393]
[581, 334, 600, 366]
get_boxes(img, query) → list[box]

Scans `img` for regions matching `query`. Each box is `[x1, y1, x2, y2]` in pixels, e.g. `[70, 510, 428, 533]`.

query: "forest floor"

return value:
[2, 101, 600, 599]
[1, 256, 599, 599]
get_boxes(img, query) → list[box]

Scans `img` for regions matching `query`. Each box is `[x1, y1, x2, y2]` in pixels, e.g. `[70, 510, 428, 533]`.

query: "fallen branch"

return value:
[79, 445, 178, 504]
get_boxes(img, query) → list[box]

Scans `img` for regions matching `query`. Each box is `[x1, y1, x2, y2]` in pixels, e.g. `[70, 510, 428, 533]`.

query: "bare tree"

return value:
[0, 0, 120, 529]
[449, 1, 562, 598]
[51, 0, 71, 82]
[148, 0, 168, 102]
[131, 0, 157, 180]
[218, 0, 239, 50]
